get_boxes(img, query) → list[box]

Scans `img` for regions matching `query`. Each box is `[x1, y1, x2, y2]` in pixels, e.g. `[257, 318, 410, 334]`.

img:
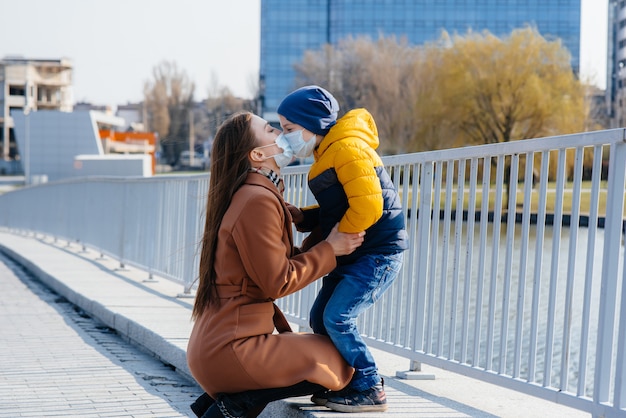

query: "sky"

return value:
[0, 0, 607, 107]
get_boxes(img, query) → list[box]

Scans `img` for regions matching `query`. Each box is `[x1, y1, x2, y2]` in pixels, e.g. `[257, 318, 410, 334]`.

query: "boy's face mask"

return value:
[281, 130, 317, 158]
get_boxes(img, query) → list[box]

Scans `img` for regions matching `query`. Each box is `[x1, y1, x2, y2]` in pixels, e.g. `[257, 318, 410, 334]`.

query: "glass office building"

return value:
[260, 0, 581, 120]
[609, 0, 624, 127]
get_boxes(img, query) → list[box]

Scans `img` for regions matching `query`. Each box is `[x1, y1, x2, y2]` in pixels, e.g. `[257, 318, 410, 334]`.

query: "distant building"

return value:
[11, 110, 152, 183]
[115, 102, 146, 132]
[73, 101, 109, 113]
[588, 86, 611, 130]
[259, 0, 582, 121]
[0, 57, 73, 160]
[608, 0, 626, 127]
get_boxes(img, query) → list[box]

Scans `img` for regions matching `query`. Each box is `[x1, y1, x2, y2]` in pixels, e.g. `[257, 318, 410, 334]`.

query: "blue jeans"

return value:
[309, 252, 403, 392]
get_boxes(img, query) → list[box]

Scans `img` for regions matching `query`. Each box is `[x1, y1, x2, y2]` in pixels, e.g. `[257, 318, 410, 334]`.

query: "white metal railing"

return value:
[0, 129, 625, 417]
[0, 175, 209, 291]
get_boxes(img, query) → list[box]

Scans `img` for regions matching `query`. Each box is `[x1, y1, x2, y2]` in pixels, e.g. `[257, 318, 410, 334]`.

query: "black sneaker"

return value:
[190, 392, 214, 417]
[325, 380, 387, 413]
[311, 387, 350, 406]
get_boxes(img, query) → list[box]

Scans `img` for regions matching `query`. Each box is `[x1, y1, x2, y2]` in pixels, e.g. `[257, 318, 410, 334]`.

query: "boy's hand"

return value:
[285, 203, 304, 224]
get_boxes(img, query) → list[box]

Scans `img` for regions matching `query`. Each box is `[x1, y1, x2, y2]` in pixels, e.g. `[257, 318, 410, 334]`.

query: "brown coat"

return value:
[186, 172, 354, 397]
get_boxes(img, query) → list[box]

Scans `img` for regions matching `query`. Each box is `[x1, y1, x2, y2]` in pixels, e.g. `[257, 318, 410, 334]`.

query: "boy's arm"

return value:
[299, 205, 321, 231]
[286, 202, 320, 232]
[335, 145, 383, 233]
[286, 204, 322, 253]
[300, 225, 324, 252]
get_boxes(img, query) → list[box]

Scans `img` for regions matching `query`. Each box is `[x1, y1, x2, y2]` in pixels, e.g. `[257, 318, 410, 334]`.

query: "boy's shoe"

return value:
[325, 379, 387, 412]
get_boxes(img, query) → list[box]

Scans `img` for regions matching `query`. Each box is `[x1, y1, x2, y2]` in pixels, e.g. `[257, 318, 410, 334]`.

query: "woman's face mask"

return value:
[255, 134, 294, 168]
[281, 130, 317, 158]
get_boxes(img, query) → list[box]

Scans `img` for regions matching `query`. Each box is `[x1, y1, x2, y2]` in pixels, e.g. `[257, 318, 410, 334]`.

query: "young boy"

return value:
[277, 85, 408, 412]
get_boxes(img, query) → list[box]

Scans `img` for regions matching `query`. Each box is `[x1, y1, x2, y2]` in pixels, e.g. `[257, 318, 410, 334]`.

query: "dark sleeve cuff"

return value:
[295, 205, 320, 232]
[300, 226, 324, 252]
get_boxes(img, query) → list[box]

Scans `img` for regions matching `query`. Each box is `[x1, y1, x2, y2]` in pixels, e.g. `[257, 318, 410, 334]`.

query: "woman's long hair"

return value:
[192, 111, 256, 320]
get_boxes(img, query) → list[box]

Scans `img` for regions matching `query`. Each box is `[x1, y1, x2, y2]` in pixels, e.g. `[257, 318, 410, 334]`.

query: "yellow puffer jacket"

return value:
[309, 108, 383, 233]
[303, 108, 408, 264]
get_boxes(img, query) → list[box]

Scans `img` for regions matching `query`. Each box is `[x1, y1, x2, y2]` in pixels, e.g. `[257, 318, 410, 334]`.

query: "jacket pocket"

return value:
[234, 302, 275, 339]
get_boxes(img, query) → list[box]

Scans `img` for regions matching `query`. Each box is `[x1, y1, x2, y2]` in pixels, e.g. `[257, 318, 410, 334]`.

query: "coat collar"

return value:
[245, 171, 284, 200]
[244, 170, 293, 248]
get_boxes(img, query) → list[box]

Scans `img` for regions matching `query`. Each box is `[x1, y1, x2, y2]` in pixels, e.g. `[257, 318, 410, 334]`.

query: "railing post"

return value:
[116, 182, 130, 271]
[615, 254, 626, 410]
[179, 179, 202, 298]
[594, 135, 626, 406]
[412, 161, 433, 352]
[396, 359, 435, 380]
[143, 181, 160, 283]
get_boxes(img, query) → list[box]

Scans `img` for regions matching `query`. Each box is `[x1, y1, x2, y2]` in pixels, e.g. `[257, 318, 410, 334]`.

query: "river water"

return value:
[372, 221, 621, 396]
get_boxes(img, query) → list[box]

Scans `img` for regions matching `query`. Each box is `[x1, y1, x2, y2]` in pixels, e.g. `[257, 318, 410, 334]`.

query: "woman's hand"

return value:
[285, 203, 304, 224]
[325, 224, 365, 256]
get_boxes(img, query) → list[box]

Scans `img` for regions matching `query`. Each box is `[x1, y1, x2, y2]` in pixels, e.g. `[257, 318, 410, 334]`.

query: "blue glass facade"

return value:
[260, 0, 581, 119]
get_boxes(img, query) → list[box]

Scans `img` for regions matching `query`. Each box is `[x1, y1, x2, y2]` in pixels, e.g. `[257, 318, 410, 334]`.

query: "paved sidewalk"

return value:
[0, 231, 589, 417]
[0, 251, 202, 417]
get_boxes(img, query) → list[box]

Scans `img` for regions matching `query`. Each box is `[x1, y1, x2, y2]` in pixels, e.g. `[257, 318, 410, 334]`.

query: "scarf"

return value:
[248, 167, 284, 194]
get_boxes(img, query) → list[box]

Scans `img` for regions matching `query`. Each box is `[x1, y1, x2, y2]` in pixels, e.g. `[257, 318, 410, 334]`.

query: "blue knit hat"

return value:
[276, 85, 339, 136]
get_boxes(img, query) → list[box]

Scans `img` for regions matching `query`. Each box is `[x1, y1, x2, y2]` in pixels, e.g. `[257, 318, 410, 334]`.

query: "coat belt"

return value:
[216, 277, 268, 300]
[215, 278, 292, 333]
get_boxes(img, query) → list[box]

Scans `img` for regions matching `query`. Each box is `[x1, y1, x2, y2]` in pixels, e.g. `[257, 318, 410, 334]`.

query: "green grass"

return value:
[401, 180, 624, 217]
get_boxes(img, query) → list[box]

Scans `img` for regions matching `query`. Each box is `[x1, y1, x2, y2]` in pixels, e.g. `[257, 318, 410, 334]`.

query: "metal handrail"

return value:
[1, 128, 625, 417]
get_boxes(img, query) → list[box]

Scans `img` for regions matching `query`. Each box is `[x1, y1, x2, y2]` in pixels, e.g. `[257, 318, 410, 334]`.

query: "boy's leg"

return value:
[323, 252, 403, 412]
[323, 253, 402, 391]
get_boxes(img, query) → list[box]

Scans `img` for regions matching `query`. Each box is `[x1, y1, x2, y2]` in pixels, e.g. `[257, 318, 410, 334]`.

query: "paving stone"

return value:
[0, 253, 201, 418]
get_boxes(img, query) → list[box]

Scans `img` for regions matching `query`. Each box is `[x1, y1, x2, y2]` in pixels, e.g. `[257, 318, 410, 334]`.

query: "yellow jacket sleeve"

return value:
[334, 143, 383, 233]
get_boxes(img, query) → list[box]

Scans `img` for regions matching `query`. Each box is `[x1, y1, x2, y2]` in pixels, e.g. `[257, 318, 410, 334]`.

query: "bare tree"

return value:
[294, 35, 424, 154]
[205, 86, 254, 142]
[583, 84, 610, 132]
[143, 60, 195, 165]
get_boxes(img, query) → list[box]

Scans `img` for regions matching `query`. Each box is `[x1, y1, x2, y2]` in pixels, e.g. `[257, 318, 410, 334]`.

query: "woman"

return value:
[187, 111, 364, 417]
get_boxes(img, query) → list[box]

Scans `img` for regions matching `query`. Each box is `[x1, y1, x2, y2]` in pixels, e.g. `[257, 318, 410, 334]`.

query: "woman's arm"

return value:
[233, 191, 334, 299]
[233, 190, 362, 299]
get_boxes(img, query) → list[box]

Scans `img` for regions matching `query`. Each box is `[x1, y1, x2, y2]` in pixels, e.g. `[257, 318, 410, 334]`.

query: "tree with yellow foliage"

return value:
[413, 26, 587, 150]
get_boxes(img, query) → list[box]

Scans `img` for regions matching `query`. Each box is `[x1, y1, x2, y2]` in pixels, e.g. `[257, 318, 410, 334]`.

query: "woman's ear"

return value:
[249, 148, 266, 163]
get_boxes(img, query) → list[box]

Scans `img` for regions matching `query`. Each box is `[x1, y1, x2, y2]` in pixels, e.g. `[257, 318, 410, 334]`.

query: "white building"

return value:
[11, 110, 152, 183]
[0, 57, 74, 161]
[116, 102, 146, 131]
